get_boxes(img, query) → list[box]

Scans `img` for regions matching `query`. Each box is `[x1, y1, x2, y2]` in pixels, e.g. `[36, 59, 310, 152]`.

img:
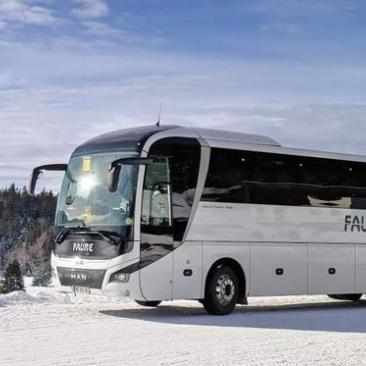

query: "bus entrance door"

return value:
[139, 159, 174, 301]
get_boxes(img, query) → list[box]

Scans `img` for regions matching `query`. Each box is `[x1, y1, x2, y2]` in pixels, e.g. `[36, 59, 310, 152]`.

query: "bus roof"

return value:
[72, 125, 280, 156]
[72, 125, 178, 156]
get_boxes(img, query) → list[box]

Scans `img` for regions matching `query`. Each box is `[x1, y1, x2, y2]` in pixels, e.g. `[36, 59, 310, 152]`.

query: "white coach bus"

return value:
[30, 125, 366, 315]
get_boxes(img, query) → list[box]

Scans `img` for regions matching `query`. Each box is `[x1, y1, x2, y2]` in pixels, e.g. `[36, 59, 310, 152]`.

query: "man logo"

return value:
[73, 242, 95, 253]
[70, 273, 87, 281]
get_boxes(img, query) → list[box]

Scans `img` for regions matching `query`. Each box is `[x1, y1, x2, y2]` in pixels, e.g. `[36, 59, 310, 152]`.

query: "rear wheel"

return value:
[135, 300, 161, 307]
[202, 265, 238, 315]
[328, 294, 362, 301]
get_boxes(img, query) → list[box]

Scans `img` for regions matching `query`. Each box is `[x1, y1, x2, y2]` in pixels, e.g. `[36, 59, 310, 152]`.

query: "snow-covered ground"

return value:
[1, 280, 366, 366]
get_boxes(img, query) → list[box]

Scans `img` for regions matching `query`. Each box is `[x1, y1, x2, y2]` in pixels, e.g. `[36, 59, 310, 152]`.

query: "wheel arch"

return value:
[204, 257, 247, 304]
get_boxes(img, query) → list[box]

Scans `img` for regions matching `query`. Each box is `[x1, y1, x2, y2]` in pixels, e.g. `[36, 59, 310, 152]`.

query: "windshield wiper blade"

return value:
[92, 230, 120, 245]
[55, 227, 73, 244]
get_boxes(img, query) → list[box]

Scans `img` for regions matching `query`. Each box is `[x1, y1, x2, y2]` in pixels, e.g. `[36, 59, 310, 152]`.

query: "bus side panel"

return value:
[249, 243, 307, 296]
[173, 241, 203, 300]
[356, 244, 366, 293]
[308, 244, 355, 294]
[202, 242, 250, 299]
[139, 252, 173, 301]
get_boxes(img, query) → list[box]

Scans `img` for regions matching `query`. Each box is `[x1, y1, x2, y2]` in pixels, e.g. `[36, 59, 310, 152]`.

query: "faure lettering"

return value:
[72, 242, 94, 252]
[344, 215, 366, 232]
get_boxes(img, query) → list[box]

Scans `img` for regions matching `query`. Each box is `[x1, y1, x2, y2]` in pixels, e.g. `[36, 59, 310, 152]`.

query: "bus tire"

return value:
[328, 294, 362, 301]
[135, 300, 161, 307]
[202, 265, 238, 315]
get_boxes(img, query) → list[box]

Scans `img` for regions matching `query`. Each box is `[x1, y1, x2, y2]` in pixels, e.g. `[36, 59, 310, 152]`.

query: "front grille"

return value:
[57, 267, 106, 289]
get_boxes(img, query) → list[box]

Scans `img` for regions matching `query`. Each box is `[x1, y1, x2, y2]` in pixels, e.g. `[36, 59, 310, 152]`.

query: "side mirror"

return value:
[29, 164, 67, 195]
[107, 157, 154, 193]
[107, 164, 122, 193]
[29, 169, 42, 196]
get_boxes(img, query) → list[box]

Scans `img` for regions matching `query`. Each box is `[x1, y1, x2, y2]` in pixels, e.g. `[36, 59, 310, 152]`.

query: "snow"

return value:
[1, 282, 366, 366]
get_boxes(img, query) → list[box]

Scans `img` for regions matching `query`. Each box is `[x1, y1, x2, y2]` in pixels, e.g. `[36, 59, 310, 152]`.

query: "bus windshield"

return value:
[55, 152, 138, 228]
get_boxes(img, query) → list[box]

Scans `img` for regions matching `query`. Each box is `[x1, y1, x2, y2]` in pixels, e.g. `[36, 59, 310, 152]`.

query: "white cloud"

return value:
[0, 0, 57, 26]
[80, 21, 140, 42]
[71, 0, 109, 19]
[164, 104, 366, 158]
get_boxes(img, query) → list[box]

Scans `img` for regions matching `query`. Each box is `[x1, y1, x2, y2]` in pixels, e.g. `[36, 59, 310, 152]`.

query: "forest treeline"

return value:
[0, 184, 57, 286]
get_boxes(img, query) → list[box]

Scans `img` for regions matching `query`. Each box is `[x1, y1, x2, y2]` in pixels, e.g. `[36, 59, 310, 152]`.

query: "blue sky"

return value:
[2, 0, 366, 190]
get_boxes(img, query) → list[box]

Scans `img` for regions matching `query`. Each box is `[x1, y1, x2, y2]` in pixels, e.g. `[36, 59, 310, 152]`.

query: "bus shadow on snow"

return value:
[100, 299, 366, 333]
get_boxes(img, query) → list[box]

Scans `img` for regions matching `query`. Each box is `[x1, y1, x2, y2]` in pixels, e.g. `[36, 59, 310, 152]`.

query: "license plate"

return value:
[73, 286, 91, 295]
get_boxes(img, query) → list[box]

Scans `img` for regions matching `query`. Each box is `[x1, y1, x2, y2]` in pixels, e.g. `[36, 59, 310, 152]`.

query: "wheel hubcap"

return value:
[215, 274, 235, 305]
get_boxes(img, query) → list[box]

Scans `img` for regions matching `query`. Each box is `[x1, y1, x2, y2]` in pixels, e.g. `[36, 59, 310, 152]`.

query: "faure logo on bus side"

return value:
[344, 215, 366, 232]
[72, 242, 95, 253]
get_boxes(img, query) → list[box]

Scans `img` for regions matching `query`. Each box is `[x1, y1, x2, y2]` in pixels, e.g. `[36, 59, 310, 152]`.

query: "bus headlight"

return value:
[109, 270, 130, 283]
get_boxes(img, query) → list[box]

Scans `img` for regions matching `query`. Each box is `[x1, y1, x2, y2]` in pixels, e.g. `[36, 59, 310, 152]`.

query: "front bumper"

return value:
[51, 253, 145, 300]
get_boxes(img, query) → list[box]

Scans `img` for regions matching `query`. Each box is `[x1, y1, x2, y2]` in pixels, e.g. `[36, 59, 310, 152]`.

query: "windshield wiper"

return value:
[91, 229, 120, 245]
[55, 227, 75, 244]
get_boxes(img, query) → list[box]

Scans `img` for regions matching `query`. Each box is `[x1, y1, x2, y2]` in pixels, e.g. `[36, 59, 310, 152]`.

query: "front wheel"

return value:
[135, 300, 161, 307]
[202, 265, 238, 315]
[328, 294, 362, 301]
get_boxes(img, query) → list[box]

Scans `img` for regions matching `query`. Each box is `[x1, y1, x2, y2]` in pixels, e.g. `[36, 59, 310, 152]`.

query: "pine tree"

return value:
[0, 260, 24, 294]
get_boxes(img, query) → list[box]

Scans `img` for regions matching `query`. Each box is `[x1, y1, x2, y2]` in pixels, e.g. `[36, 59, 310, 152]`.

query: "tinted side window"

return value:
[201, 149, 248, 204]
[149, 138, 201, 241]
[202, 148, 366, 209]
